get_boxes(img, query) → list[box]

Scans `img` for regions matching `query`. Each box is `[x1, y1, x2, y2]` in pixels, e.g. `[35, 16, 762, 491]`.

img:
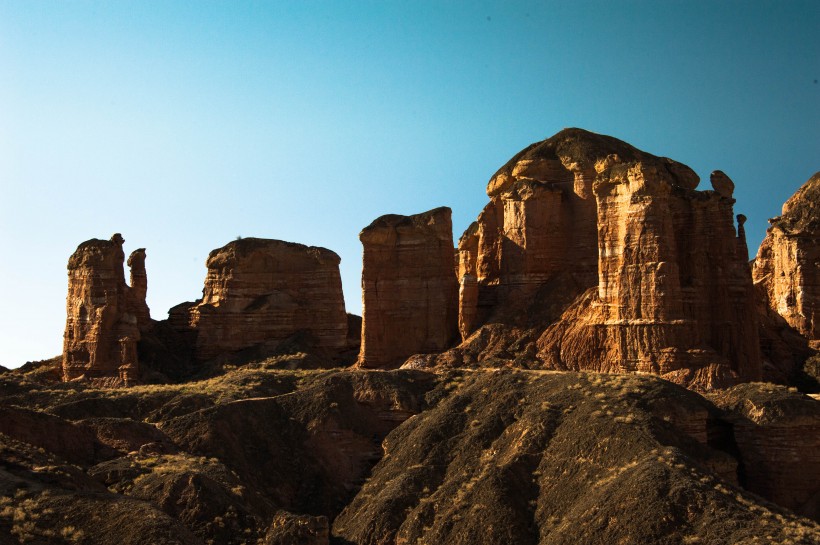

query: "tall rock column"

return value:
[753, 173, 819, 349]
[455, 130, 603, 341]
[62, 233, 150, 383]
[127, 248, 151, 328]
[358, 207, 459, 368]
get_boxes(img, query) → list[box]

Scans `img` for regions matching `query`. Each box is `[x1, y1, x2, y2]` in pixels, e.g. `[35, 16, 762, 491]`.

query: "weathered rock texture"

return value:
[709, 383, 820, 520]
[538, 159, 762, 387]
[333, 370, 820, 543]
[3, 364, 820, 542]
[62, 234, 151, 384]
[357, 207, 459, 368]
[425, 129, 761, 390]
[753, 173, 819, 349]
[457, 133, 599, 338]
[170, 238, 347, 362]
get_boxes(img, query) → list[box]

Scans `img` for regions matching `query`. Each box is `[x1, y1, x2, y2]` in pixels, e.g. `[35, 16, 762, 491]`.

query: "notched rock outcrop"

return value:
[538, 156, 761, 388]
[62, 233, 151, 385]
[420, 128, 761, 391]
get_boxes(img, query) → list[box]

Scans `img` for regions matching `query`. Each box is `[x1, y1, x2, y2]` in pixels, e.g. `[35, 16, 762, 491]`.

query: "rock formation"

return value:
[333, 370, 820, 543]
[753, 173, 819, 350]
[537, 158, 762, 387]
[357, 207, 459, 368]
[6, 364, 820, 543]
[62, 233, 151, 384]
[170, 238, 347, 362]
[456, 133, 600, 338]
[418, 129, 761, 390]
[709, 383, 820, 520]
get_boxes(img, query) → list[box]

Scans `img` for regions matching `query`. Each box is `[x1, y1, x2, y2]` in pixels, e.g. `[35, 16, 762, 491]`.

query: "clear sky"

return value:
[0, 1, 817, 367]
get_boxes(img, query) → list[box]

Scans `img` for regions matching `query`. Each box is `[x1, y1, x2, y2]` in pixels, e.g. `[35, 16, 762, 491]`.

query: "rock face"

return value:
[426, 129, 762, 389]
[333, 370, 820, 544]
[171, 238, 347, 362]
[538, 153, 761, 387]
[62, 234, 151, 384]
[709, 383, 820, 520]
[457, 132, 600, 337]
[753, 173, 820, 349]
[357, 207, 459, 368]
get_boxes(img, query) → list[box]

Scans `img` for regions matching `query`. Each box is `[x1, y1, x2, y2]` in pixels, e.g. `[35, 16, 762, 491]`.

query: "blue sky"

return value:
[0, 1, 817, 367]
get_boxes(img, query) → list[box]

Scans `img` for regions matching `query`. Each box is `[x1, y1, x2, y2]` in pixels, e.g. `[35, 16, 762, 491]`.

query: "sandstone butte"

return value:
[753, 172, 819, 351]
[357, 207, 459, 368]
[57, 129, 817, 394]
[169, 237, 348, 362]
[410, 128, 764, 392]
[62, 233, 151, 385]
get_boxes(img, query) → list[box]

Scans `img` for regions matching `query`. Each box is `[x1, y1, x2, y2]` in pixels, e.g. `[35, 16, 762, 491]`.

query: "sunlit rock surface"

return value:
[753, 172, 820, 349]
[62, 233, 151, 385]
[171, 238, 348, 362]
[357, 207, 459, 368]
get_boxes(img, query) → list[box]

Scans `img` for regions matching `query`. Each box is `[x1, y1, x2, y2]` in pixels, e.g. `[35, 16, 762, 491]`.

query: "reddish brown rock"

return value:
[61, 233, 151, 384]
[357, 207, 458, 368]
[753, 173, 820, 349]
[422, 129, 761, 389]
[537, 150, 761, 386]
[172, 238, 347, 362]
[457, 133, 601, 339]
[710, 169, 735, 198]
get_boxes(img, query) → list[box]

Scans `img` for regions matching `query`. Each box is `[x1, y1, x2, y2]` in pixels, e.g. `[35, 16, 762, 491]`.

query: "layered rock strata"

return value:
[62, 234, 151, 383]
[753, 173, 819, 350]
[709, 383, 820, 520]
[456, 134, 600, 337]
[537, 155, 761, 385]
[170, 238, 347, 362]
[358, 207, 458, 368]
[426, 129, 761, 389]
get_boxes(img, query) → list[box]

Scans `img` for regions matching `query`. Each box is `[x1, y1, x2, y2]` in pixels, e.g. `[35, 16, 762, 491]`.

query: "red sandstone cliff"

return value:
[537, 161, 761, 388]
[753, 173, 819, 350]
[61, 233, 151, 384]
[170, 238, 348, 362]
[357, 207, 459, 368]
[413, 129, 761, 390]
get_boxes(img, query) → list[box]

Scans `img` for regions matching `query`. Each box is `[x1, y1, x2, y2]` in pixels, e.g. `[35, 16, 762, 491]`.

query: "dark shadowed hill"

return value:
[1, 360, 819, 544]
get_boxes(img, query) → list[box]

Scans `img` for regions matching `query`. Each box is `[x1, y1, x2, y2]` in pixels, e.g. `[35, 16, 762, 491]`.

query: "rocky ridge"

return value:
[10, 133, 820, 543]
[1, 363, 818, 544]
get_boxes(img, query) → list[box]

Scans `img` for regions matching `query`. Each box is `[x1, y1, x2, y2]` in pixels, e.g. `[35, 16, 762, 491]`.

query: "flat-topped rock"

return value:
[172, 237, 347, 362]
[358, 207, 458, 368]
